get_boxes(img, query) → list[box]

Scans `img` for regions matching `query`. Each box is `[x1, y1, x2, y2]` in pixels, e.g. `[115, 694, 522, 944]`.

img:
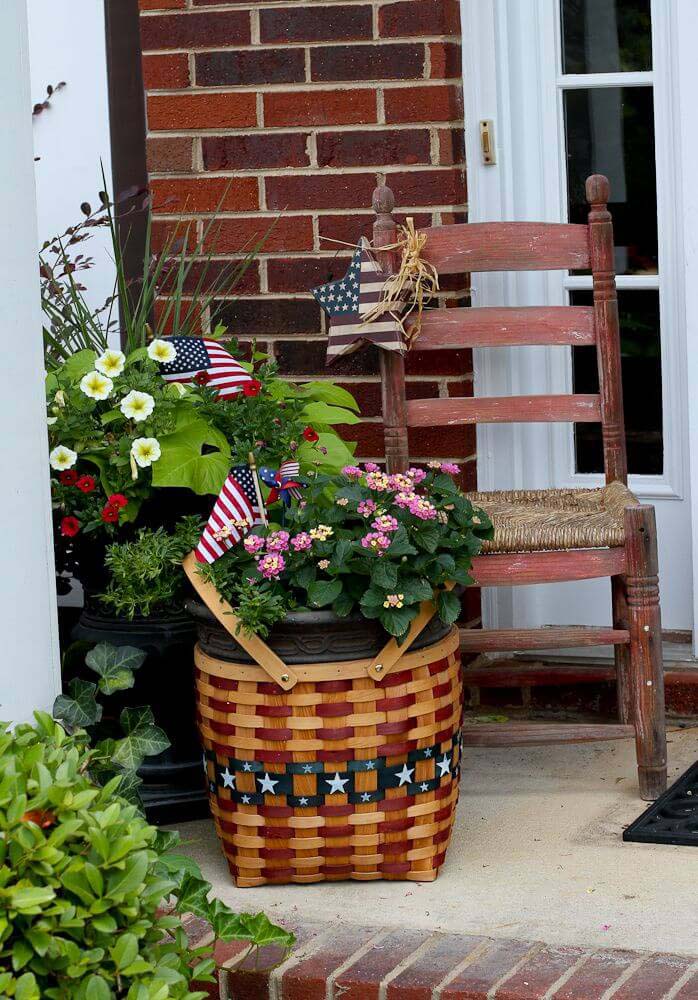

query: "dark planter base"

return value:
[71, 606, 208, 825]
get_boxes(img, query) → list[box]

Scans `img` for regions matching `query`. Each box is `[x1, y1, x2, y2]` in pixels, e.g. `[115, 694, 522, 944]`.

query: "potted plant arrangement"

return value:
[184, 461, 492, 885]
[45, 188, 360, 821]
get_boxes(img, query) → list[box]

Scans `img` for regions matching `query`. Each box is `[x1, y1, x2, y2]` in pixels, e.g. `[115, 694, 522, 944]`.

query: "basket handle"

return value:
[182, 552, 299, 691]
[366, 580, 456, 682]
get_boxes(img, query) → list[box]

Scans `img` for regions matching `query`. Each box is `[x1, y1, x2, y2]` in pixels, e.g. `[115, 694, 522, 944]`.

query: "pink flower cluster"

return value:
[341, 465, 363, 478]
[357, 498, 377, 517]
[257, 552, 285, 579]
[372, 514, 398, 533]
[291, 532, 312, 552]
[427, 460, 460, 475]
[266, 530, 290, 552]
[361, 531, 391, 555]
[243, 535, 265, 554]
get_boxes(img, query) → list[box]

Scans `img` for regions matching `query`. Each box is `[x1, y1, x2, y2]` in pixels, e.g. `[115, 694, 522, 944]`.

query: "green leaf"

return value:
[111, 933, 139, 970]
[332, 592, 355, 618]
[14, 973, 40, 1000]
[297, 381, 359, 412]
[359, 586, 385, 611]
[436, 589, 462, 625]
[53, 679, 102, 729]
[399, 576, 434, 604]
[301, 401, 360, 426]
[85, 643, 147, 695]
[157, 852, 203, 880]
[379, 605, 418, 637]
[7, 886, 56, 910]
[12, 939, 33, 971]
[107, 851, 149, 897]
[386, 526, 417, 558]
[110, 768, 143, 804]
[370, 560, 398, 590]
[111, 708, 170, 771]
[237, 912, 295, 949]
[61, 349, 97, 381]
[153, 412, 231, 495]
[412, 522, 440, 553]
[85, 976, 111, 1000]
[294, 564, 316, 592]
[173, 873, 212, 921]
[296, 431, 356, 475]
[330, 538, 353, 572]
[307, 579, 343, 608]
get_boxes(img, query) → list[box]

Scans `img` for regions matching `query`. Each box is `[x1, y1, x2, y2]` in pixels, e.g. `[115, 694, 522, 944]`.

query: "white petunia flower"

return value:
[46, 416, 57, 426]
[95, 349, 126, 378]
[148, 339, 177, 364]
[80, 370, 113, 401]
[131, 437, 161, 468]
[120, 390, 155, 422]
[49, 445, 77, 471]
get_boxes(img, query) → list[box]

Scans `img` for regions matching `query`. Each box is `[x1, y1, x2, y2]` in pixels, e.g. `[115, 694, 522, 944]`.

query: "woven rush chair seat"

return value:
[466, 480, 639, 554]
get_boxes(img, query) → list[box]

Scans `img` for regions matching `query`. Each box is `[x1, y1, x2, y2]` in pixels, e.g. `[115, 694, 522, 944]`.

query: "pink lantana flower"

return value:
[243, 535, 265, 554]
[394, 490, 418, 509]
[361, 531, 391, 554]
[366, 471, 391, 492]
[291, 532, 312, 552]
[342, 465, 363, 478]
[357, 499, 377, 517]
[372, 514, 399, 533]
[409, 498, 437, 520]
[364, 462, 380, 472]
[266, 530, 290, 553]
[441, 462, 460, 475]
[257, 552, 286, 578]
[407, 467, 427, 484]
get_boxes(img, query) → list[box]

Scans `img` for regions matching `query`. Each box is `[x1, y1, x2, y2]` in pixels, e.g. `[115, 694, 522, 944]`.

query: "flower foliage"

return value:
[200, 463, 493, 641]
[0, 714, 293, 999]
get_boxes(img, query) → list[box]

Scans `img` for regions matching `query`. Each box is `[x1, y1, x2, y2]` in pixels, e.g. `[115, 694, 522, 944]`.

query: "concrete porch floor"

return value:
[173, 727, 698, 958]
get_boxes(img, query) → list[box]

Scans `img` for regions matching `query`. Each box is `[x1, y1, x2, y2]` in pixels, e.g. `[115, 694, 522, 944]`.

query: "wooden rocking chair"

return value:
[373, 174, 666, 800]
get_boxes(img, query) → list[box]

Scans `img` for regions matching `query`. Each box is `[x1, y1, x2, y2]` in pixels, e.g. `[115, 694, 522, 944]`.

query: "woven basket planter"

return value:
[184, 556, 463, 887]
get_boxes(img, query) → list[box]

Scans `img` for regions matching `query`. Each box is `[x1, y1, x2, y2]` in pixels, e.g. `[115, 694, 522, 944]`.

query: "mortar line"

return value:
[377, 933, 446, 1000]
[267, 927, 336, 1000]
[601, 955, 648, 999]
[542, 951, 594, 999]
[486, 943, 542, 998]
[664, 960, 698, 999]
[327, 929, 392, 1000]
[433, 938, 493, 998]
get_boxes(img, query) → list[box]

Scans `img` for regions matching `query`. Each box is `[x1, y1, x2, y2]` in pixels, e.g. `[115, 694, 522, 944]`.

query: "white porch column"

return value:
[0, 0, 60, 720]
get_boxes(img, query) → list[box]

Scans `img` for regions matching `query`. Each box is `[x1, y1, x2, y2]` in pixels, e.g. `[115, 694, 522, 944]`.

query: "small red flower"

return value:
[59, 470, 79, 486]
[107, 493, 128, 510]
[101, 505, 120, 524]
[22, 809, 57, 829]
[302, 426, 319, 443]
[76, 475, 96, 494]
[243, 379, 262, 398]
[60, 516, 81, 537]
[193, 372, 209, 385]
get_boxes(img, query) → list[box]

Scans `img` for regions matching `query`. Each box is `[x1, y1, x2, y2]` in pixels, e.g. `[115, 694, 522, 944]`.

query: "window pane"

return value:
[564, 87, 657, 275]
[572, 290, 662, 475]
[561, 0, 652, 74]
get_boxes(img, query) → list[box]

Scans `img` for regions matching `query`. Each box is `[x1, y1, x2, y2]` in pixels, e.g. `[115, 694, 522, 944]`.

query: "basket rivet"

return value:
[375, 663, 383, 673]
[281, 673, 290, 683]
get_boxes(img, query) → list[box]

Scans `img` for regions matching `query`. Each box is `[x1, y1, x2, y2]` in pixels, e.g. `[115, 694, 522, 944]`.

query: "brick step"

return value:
[182, 915, 698, 1000]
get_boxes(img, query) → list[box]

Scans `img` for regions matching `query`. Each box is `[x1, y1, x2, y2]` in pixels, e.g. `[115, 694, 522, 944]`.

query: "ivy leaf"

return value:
[53, 679, 102, 729]
[174, 873, 213, 921]
[111, 768, 143, 804]
[111, 707, 170, 771]
[307, 579, 343, 608]
[371, 560, 398, 590]
[153, 411, 231, 495]
[85, 643, 147, 695]
[236, 912, 295, 948]
[436, 589, 462, 625]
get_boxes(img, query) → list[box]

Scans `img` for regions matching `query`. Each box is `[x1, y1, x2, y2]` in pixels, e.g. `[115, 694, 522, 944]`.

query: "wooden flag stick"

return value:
[248, 451, 268, 527]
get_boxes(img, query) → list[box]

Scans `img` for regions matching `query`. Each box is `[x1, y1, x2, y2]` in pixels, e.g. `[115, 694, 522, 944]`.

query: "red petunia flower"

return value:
[59, 470, 79, 486]
[302, 426, 319, 443]
[107, 493, 128, 510]
[193, 372, 209, 385]
[243, 379, 262, 398]
[76, 475, 96, 494]
[60, 516, 81, 537]
[101, 505, 120, 524]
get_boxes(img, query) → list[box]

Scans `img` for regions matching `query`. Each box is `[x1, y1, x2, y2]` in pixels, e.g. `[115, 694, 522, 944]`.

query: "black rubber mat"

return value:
[623, 761, 698, 845]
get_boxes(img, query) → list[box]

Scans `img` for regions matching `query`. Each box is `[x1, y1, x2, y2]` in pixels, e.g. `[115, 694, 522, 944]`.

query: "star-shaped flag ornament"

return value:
[312, 238, 407, 364]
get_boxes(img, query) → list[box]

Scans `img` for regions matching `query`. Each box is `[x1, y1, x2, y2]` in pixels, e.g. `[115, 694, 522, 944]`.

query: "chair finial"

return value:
[586, 174, 610, 207]
[372, 184, 395, 216]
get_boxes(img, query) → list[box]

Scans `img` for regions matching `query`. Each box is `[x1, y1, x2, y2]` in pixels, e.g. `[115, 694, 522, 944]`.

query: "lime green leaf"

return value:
[301, 401, 361, 426]
[153, 413, 231, 495]
[298, 381, 359, 412]
[14, 973, 40, 1000]
[111, 932, 139, 970]
[297, 431, 356, 475]
[7, 886, 56, 910]
[85, 976, 111, 1000]
[61, 349, 97, 381]
[106, 851, 149, 897]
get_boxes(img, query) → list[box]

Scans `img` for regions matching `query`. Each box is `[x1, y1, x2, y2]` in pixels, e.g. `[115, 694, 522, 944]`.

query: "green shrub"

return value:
[0, 714, 293, 999]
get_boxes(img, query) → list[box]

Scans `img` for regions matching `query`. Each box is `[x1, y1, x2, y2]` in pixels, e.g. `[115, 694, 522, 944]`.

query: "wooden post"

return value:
[372, 184, 409, 473]
[586, 174, 628, 486]
[623, 504, 667, 800]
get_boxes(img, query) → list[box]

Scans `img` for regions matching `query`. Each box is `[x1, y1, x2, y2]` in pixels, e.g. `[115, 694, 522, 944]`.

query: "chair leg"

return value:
[612, 575, 632, 725]
[624, 504, 667, 800]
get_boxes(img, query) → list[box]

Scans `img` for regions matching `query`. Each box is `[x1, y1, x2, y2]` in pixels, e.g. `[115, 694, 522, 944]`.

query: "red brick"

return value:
[268, 256, 352, 293]
[334, 930, 427, 1000]
[183, 259, 260, 296]
[447, 378, 474, 397]
[380, 0, 461, 38]
[151, 219, 197, 253]
[496, 947, 588, 1000]
[203, 133, 309, 171]
[264, 89, 377, 128]
[192, 0, 248, 4]
[266, 173, 377, 211]
[405, 347, 471, 376]
[673, 969, 698, 999]
[140, 0, 184, 9]
[336, 379, 440, 417]
[553, 950, 637, 999]
[281, 926, 380, 1000]
[261, 5, 372, 44]
[151, 176, 258, 213]
[317, 129, 430, 168]
[142, 53, 190, 89]
[204, 216, 314, 254]
[147, 92, 256, 130]
[140, 11, 250, 50]
[430, 41, 462, 79]
[441, 938, 536, 1000]
[146, 136, 193, 173]
[317, 212, 432, 247]
[277, 340, 380, 376]
[409, 424, 475, 458]
[384, 84, 463, 124]
[225, 921, 322, 1000]
[180, 914, 215, 948]
[388, 168, 465, 207]
[196, 49, 305, 87]
[311, 44, 425, 83]
[438, 128, 465, 166]
[217, 299, 321, 338]
[386, 934, 482, 1000]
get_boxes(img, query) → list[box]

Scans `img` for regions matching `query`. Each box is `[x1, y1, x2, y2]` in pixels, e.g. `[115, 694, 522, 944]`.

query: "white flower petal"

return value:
[131, 437, 161, 468]
[120, 390, 155, 423]
[95, 350, 126, 377]
[147, 339, 177, 364]
[80, 370, 113, 401]
[49, 445, 78, 470]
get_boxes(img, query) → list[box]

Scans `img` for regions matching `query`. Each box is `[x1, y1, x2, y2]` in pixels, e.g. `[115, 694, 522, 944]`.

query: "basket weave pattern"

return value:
[196, 628, 462, 886]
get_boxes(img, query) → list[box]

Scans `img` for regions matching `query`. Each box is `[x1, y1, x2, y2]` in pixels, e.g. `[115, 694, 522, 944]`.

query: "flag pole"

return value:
[248, 451, 269, 527]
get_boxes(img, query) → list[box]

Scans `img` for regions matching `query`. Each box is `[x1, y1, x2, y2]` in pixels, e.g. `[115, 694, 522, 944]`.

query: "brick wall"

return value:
[138, 0, 472, 466]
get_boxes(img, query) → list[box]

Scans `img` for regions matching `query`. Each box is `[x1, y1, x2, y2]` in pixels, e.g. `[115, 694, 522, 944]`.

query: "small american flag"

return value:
[311, 238, 406, 364]
[160, 336, 253, 400]
[195, 464, 264, 564]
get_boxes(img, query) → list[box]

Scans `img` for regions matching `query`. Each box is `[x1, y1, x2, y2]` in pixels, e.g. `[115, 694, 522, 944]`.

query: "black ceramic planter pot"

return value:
[72, 606, 208, 825]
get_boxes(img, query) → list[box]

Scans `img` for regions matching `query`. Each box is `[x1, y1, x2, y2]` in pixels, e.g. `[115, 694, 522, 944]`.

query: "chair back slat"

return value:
[406, 394, 602, 427]
[413, 306, 595, 349]
[419, 222, 590, 274]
